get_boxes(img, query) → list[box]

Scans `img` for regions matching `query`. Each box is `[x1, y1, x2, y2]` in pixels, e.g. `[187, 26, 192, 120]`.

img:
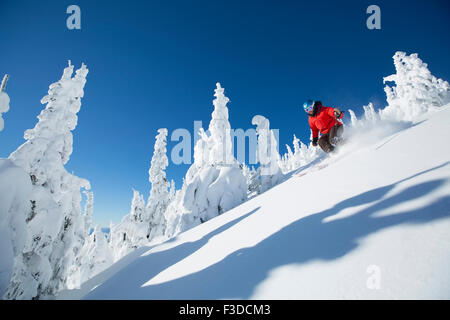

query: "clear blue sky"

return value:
[1, 0, 449, 226]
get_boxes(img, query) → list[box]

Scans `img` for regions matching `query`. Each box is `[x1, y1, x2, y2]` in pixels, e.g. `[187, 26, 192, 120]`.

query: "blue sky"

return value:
[0, 0, 449, 226]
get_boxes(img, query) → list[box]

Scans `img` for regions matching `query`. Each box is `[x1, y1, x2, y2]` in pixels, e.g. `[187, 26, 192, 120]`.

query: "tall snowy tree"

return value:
[163, 178, 187, 237]
[6, 61, 92, 299]
[164, 83, 247, 237]
[252, 115, 283, 192]
[109, 128, 172, 261]
[169, 179, 176, 202]
[381, 51, 450, 122]
[83, 190, 94, 237]
[207, 83, 235, 166]
[0, 74, 10, 132]
[66, 189, 96, 288]
[146, 128, 170, 240]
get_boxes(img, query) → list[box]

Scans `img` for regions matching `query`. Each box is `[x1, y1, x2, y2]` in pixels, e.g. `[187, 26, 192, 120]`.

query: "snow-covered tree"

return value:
[74, 226, 114, 286]
[146, 128, 170, 241]
[363, 103, 379, 124]
[348, 103, 380, 130]
[5, 61, 91, 299]
[242, 164, 261, 198]
[163, 179, 187, 238]
[348, 109, 358, 127]
[252, 115, 283, 192]
[130, 189, 146, 223]
[0, 74, 10, 132]
[169, 179, 176, 202]
[66, 190, 96, 288]
[207, 83, 235, 166]
[278, 134, 319, 174]
[381, 51, 450, 122]
[109, 129, 172, 260]
[164, 83, 247, 237]
[83, 190, 94, 237]
[109, 189, 147, 261]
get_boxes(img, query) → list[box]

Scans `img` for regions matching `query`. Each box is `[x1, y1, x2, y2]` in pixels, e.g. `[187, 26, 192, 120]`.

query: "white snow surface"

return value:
[58, 104, 450, 300]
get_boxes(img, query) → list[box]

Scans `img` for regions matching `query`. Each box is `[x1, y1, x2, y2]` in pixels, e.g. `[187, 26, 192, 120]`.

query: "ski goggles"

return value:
[303, 100, 314, 113]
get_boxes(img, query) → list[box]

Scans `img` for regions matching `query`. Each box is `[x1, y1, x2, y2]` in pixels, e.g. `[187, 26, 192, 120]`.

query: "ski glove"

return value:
[334, 108, 343, 118]
[312, 137, 318, 146]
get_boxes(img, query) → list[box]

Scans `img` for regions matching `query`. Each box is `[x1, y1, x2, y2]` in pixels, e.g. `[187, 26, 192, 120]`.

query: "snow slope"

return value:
[59, 105, 450, 300]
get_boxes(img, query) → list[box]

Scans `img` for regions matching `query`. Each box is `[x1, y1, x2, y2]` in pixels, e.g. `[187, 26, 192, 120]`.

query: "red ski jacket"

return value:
[309, 106, 343, 138]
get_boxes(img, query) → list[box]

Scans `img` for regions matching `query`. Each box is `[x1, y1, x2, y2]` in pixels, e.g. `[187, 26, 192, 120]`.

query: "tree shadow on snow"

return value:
[126, 162, 450, 299]
[84, 206, 261, 299]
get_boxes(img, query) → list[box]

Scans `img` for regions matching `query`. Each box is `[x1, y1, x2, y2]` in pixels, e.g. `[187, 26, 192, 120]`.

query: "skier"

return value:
[303, 100, 344, 153]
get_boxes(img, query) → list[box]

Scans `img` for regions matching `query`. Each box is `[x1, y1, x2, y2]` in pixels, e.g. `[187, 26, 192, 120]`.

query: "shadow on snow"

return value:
[84, 206, 261, 299]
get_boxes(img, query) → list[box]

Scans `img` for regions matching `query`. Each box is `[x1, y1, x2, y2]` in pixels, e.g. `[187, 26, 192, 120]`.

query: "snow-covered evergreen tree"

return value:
[242, 164, 261, 198]
[278, 134, 319, 174]
[109, 189, 147, 261]
[109, 128, 172, 260]
[348, 103, 380, 130]
[130, 189, 146, 223]
[83, 190, 94, 237]
[252, 115, 283, 192]
[0, 74, 10, 132]
[146, 128, 170, 241]
[164, 83, 247, 237]
[348, 109, 358, 127]
[66, 189, 96, 288]
[6, 61, 91, 299]
[381, 51, 450, 122]
[75, 226, 114, 286]
[207, 83, 235, 166]
[169, 179, 176, 202]
[163, 179, 187, 238]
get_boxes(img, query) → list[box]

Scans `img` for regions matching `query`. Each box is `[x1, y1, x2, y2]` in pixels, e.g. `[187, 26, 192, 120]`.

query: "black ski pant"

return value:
[318, 124, 344, 153]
